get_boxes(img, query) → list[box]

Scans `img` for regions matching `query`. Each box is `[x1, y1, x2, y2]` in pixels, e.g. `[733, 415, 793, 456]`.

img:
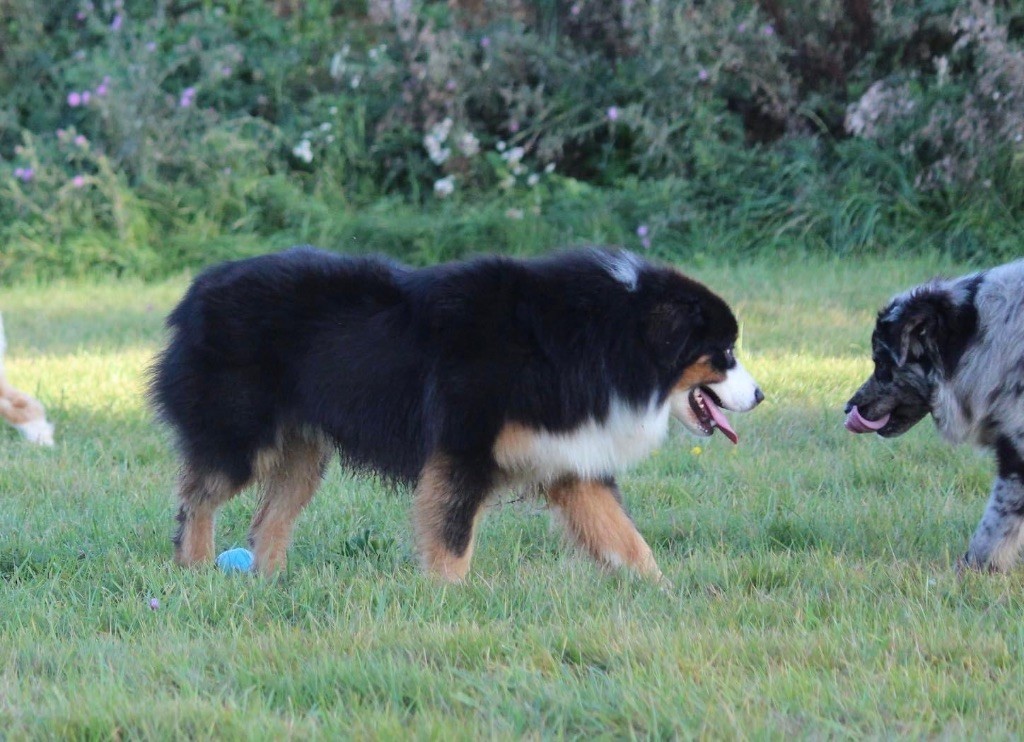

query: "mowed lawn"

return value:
[3, 255, 1024, 738]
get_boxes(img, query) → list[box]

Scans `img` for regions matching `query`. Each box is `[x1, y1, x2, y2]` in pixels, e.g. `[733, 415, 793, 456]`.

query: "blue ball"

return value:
[216, 547, 254, 573]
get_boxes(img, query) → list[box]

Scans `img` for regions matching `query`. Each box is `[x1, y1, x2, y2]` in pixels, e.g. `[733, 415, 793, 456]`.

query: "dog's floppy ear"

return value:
[895, 293, 949, 368]
[645, 299, 703, 365]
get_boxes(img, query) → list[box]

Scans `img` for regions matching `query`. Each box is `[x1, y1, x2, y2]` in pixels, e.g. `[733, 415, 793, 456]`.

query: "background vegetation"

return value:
[1, 0, 1023, 282]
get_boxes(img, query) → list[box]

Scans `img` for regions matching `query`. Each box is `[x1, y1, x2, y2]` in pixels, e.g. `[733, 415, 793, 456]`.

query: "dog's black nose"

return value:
[754, 387, 765, 406]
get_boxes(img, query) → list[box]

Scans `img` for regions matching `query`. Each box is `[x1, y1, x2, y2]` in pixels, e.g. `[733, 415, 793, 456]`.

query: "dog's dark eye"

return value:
[721, 347, 736, 368]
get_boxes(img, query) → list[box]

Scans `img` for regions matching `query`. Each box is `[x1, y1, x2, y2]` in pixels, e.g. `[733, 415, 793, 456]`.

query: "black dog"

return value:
[150, 247, 762, 580]
[846, 259, 1024, 571]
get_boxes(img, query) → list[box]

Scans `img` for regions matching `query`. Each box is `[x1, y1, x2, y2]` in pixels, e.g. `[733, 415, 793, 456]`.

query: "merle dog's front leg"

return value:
[963, 437, 1024, 572]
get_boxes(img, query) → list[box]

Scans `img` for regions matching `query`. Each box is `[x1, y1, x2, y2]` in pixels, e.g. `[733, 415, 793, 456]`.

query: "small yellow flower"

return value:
[690, 446, 703, 456]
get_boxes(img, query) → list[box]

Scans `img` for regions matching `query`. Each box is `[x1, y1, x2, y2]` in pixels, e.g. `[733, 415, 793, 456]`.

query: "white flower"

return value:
[527, 173, 540, 187]
[496, 140, 506, 152]
[434, 175, 455, 198]
[429, 118, 453, 142]
[350, 74, 361, 89]
[544, 162, 556, 174]
[319, 122, 331, 132]
[499, 175, 515, 190]
[292, 139, 313, 163]
[457, 131, 480, 157]
[505, 208, 524, 220]
[502, 146, 525, 165]
[423, 134, 451, 165]
[329, 106, 338, 115]
[329, 52, 346, 80]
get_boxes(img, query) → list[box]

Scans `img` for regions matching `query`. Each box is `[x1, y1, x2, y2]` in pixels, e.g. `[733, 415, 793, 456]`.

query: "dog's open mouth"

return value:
[844, 405, 890, 434]
[689, 387, 738, 444]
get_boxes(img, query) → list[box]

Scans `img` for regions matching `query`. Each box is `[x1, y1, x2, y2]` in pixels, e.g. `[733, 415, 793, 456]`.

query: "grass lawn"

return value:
[3, 254, 1023, 738]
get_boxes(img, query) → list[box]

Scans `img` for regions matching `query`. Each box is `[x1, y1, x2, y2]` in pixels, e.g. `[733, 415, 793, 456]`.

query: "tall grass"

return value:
[2, 254, 1022, 737]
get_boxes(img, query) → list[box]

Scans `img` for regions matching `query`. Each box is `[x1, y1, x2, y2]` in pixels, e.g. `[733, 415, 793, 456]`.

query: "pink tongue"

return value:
[844, 405, 890, 433]
[703, 394, 739, 444]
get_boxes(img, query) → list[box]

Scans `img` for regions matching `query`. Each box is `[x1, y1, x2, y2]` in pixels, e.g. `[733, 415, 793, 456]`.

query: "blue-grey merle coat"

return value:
[846, 259, 1024, 571]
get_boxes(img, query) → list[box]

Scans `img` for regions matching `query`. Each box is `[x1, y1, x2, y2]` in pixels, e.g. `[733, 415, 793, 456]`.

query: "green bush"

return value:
[0, 0, 1022, 281]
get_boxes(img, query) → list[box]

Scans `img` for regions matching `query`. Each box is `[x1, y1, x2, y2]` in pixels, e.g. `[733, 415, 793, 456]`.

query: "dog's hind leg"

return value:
[963, 438, 1024, 572]
[413, 454, 494, 582]
[173, 467, 246, 567]
[546, 476, 664, 582]
[248, 432, 330, 575]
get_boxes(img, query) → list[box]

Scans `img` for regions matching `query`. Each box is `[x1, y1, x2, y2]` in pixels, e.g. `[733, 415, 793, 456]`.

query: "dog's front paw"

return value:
[956, 551, 1002, 576]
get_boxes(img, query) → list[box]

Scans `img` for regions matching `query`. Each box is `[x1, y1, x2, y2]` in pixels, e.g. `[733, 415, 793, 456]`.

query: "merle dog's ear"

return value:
[895, 293, 949, 367]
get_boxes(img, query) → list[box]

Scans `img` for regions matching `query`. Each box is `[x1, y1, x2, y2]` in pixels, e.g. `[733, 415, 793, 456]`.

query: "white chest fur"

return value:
[493, 396, 670, 481]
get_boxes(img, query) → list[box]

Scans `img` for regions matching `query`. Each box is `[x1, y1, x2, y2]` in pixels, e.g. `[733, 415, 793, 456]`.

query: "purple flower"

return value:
[74, 134, 88, 147]
[110, 13, 123, 31]
[737, 22, 747, 33]
[636, 224, 649, 237]
[221, 66, 232, 77]
[698, 67, 709, 82]
[641, 237, 652, 250]
[480, 36, 491, 48]
[67, 91, 82, 107]
[149, 598, 160, 610]
[570, 3, 582, 16]
[146, 41, 157, 52]
[14, 167, 34, 182]
[95, 83, 108, 97]
[76, 10, 86, 20]
[56, 128, 67, 140]
[607, 106, 619, 122]
[80, 90, 91, 105]
[179, 87, 196, 108]
[71, 175, 86, 188]
[762, 24, 774, 36]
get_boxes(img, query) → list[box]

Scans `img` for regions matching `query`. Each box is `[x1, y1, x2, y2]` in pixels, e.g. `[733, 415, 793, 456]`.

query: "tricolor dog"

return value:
[150, 247, 763, 580]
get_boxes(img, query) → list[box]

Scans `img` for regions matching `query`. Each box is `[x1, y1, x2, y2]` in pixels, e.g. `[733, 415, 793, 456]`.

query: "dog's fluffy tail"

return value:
[0, 312, 55, 446]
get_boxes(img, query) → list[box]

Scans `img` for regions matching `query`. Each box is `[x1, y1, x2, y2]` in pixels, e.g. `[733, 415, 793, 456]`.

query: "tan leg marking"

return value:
[546, 477, 662, 580]
[174, 468, 242, 567]
[413, 456, 486, 583]
[249, 434, 329, 575]
[0, 379, 47, 426]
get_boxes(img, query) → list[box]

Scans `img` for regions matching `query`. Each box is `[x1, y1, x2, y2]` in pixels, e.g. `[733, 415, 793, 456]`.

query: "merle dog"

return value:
[845, 259, 1024, 571]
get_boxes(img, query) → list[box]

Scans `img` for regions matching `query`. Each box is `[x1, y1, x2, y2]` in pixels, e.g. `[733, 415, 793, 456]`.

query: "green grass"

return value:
[3, 254, 1023, 738]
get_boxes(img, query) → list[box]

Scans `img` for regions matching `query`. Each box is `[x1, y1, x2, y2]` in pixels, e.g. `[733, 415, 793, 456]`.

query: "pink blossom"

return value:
[95, 83, 108, 97]
[179, 87, 196, 108]
[606, 106, 619, 122]
[56, 128, 67, 140]
[67, 91, 82, 107]
[14, 167, 34, 182]
[74, 134, 88, 147]
[110, 13, 123, 31]
[480, 36, 491, 48]
[698, 67, 709, 82]
[570, 3, 582, 16]
[71, 175, 86, 188]
[80, 90, 91, 105]
[636, 224, 649, 237]
[762, 24, 774, 36]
